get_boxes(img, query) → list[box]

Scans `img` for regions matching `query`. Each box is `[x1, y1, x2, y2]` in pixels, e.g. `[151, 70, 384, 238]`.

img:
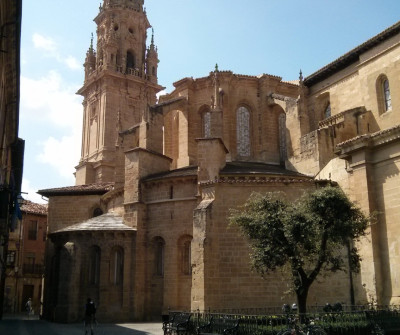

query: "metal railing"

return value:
[166, 306, 400, 335]
[23, 263, 44, 275]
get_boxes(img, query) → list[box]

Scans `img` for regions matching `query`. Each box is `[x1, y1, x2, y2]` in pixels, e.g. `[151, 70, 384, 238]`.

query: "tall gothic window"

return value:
[325, 103, 331, 119]
[279, 113, 287, 165]
[154, 238, 165, 276]
[111, 247, 123, 286]
[199, 106, 211, 138]
[236, 106, 251, 157]
[377, 75, 392, 114]
[203, 111, 211, 138]
[182, 240, 192, 275]
[383, 79, 392, 112]
[89, 246, 101, 285]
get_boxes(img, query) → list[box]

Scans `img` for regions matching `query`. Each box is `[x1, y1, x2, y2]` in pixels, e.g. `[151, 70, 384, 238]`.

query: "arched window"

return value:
[203, 111, 211, 138]
[279, 113, 287, 165]
[88, 246, 101, 285]
[383, 79, 392, 112]
[93, 208, 103, 218]
[126, 51, 135, 70]
[199, 106, 211, 138]
[377, 75, 392, 114]
[325, 103, 331, 119]
[236, 106, 251, 157]
[111, 247, 123, 286]
[154, 238, 165, 276]
[182, 240, 192, 275]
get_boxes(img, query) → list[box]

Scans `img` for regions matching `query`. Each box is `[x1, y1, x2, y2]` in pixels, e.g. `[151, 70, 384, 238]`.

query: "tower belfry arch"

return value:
[75, 0, 164, 185]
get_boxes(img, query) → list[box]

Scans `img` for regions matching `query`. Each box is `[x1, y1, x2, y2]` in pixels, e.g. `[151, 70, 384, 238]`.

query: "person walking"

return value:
[25, 298, 33, 318]
[84, 298, 97, 335]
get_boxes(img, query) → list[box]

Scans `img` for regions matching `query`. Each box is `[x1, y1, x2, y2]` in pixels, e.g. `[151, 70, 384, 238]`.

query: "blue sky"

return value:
[19, 0, 400, 203]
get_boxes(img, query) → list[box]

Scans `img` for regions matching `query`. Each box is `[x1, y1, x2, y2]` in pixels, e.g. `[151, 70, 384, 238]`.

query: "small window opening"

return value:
[126, 51, 135, 70]
[325, 103, 331, 119]
[93, 208, 103, 217]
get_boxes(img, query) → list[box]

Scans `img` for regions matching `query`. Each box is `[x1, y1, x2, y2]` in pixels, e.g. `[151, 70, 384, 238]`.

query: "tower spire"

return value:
[90, 33, 94, 51]
[213, 64, 221, 110]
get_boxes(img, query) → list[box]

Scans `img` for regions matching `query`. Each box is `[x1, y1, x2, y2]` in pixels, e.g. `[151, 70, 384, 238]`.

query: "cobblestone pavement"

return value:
[0, 314, 164, 335]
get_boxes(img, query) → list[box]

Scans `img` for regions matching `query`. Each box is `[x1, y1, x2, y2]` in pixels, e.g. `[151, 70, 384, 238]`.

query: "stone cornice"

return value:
[336, 124, 400, 156]
[198, 175, 318, 186]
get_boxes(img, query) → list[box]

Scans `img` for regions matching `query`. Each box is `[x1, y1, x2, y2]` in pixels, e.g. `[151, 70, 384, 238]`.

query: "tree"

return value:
[229, 186, 369, 314]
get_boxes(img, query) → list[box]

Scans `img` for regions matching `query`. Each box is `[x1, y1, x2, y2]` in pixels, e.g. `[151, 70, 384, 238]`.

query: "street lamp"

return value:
[16, 194, 24, 206]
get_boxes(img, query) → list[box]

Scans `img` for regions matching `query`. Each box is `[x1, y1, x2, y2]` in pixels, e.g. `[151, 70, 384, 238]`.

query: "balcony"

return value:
[23, 263, 44, 275]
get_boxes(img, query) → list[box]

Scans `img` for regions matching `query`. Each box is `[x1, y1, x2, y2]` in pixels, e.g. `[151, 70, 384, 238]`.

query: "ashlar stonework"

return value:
[39, 0, 400, 322]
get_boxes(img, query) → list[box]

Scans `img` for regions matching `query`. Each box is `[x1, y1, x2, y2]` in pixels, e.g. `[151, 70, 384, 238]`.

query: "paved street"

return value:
[0, 314, 164, 335]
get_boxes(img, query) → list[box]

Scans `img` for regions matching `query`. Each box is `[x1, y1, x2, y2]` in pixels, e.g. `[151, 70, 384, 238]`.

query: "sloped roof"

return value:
[21, 200, 47, 216]
[336, 124, 400, 148]
[142, 162, 309, 183]
[38, 182, 114, 197]
[221, 162, 309, 178]
[51, 212, 135, 235]
[142, 166, 198, 182]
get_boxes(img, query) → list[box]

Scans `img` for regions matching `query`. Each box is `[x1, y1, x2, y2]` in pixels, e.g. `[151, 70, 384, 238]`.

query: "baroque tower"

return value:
[76, 0, 163, 185]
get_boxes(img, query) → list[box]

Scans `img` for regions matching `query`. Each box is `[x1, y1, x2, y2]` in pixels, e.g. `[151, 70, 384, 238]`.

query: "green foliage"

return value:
[229, 186, 369, 311]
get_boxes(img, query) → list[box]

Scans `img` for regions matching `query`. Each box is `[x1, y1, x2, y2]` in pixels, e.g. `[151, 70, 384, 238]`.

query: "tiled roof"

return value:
[221, 162, 309, 178]
[38, 182, 114, 197]
[142, 166, 198, 182]
[152, 96, 187, 109]
[142, 162, 309, 183]
[337, 124, 400, 148]
[172, 71, 286, 88]
[304, 20, 400, 86]
[21, 200, 47, 216]
[51, 212, 135, 235]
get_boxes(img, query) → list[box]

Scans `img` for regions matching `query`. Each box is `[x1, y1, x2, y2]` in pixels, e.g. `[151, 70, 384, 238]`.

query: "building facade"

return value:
[0, 0, 24, 319]
[39, 0, 400, 322]
[4, 200, 47, 315]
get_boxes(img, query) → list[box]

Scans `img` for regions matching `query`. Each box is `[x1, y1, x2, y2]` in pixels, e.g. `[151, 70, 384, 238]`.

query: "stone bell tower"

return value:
[75, 0, 163, 185]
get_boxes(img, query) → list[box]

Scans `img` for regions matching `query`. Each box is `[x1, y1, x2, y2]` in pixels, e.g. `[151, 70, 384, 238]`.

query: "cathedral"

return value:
[39, 0, 400, 322]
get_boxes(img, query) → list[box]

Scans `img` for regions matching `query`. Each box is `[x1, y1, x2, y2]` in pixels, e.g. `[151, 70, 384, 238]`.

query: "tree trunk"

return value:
[296, 285, 310, 318]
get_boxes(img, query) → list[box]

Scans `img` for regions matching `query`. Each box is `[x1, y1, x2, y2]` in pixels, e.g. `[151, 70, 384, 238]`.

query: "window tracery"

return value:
[325, 103, 331, 119]
[236, 106, 251, 157]
[203, 111, 211, 138]
[383, 79, 392, 112]
[377, 75, 392, 114]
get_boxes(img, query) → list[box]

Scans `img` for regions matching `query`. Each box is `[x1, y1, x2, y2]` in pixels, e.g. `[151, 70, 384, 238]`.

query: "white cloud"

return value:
[20, 70, 82, 184]
[22, 178, 48, 204]
[32, 33, 57, 54]
[156, 90, 167, 102]
[20, 71, 82, 129]
[37, 135, 80, 181]
[32, 33, 81, 71]
[65, 56, 81, 70]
